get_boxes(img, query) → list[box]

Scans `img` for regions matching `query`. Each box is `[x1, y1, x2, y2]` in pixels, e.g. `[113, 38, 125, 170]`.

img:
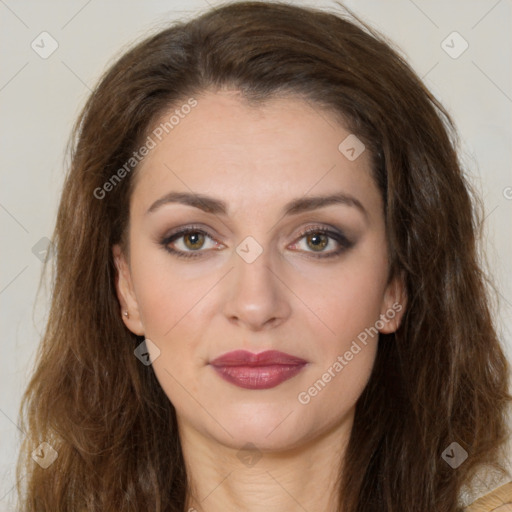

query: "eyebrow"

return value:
[146, 191, 368, 219]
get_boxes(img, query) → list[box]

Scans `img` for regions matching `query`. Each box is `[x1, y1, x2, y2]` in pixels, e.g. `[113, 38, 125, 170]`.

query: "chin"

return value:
[218, 424, 305, 453]
[205, 401, 313, 451]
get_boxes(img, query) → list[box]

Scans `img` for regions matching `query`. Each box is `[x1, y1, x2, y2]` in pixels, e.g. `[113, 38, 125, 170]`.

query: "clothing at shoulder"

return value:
[465, 481, 512, 511]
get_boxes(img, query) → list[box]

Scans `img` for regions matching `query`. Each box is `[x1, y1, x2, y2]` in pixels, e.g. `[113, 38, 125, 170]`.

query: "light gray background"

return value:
[1, 0, 511, 509]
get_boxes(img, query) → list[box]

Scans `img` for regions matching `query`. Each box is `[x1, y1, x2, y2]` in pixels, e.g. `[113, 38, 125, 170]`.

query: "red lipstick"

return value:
[209, 350, 307, 390]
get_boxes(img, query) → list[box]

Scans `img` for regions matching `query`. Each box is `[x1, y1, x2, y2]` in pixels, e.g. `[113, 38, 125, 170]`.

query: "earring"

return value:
[123, 310, 129, 318]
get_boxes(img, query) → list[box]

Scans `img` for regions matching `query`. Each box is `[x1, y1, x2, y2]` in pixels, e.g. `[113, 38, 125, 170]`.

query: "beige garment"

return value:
[465, 481, 512, 511]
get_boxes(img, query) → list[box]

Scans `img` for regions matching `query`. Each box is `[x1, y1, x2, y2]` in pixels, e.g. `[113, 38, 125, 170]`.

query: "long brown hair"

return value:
[16, 2, 511, 510]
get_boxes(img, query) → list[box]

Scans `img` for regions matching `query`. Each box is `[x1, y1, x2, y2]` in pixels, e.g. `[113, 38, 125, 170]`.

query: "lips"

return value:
[209, 350, 308, 390]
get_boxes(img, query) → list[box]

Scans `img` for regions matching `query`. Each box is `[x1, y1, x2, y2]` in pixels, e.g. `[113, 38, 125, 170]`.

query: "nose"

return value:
[222, 244, 292, 331]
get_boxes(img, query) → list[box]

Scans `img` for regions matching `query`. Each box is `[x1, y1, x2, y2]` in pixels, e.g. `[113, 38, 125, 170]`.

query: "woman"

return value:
[16, 1, 512, 511]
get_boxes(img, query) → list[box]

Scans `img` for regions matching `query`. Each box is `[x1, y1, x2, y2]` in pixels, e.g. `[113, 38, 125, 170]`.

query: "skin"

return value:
[113, 89, 407, 512]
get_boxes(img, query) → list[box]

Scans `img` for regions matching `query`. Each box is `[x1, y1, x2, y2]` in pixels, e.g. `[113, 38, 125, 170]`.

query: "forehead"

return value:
[130, 90, 381, 221]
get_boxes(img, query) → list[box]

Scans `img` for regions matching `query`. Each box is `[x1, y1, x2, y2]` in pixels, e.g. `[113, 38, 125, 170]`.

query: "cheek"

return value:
[128, 247, 216, 397]
[131, 258, 209, 404]
[288, 249, 387, 408]
[293, 265, 384, 414]
[291, 253, 388, 351]
[130, 245, 208, 339]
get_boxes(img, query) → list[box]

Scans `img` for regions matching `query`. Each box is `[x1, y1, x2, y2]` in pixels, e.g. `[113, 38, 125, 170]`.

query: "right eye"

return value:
[160, 226, 223, 259]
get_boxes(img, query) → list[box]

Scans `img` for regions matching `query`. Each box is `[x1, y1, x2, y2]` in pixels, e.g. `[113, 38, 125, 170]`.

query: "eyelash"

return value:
[160, 224, 354, 260]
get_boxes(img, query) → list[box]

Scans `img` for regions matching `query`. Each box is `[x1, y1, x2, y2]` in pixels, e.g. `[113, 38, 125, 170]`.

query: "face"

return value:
[113, 90, 406, 452]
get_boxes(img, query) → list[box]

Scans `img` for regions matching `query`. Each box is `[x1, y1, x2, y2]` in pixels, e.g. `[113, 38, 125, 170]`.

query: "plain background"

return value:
[1, 0, 511, 509]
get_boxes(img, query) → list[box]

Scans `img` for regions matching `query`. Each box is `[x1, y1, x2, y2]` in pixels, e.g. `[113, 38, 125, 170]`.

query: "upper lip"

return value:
[210, 350, 307, 367]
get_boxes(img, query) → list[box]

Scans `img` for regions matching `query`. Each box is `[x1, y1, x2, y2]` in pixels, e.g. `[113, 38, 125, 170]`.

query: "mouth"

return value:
[209, 350, 308, 390]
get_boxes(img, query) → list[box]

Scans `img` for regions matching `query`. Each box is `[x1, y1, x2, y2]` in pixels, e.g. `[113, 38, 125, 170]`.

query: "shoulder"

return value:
[464, 481, 512, 511]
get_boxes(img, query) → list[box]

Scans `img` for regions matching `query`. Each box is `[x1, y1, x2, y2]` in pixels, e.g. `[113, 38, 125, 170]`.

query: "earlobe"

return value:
[378, 272, 407, 334]
[112, 244, 145, 336]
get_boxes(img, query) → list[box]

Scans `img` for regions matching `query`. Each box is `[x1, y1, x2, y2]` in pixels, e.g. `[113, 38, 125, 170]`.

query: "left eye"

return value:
[292, 230, 337, 253]
[289, 227, 353, 258]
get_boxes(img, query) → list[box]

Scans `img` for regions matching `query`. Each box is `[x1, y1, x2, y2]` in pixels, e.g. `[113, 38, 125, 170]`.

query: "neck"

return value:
[180, 413, 353, 512]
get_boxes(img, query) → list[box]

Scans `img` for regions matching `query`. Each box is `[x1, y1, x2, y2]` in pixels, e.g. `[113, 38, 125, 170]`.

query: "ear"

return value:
[112, 244, 145, 336]
[378, 271, 407, 334]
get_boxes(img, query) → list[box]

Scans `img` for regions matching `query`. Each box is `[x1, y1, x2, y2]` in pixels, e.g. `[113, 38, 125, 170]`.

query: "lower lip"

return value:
[211, 364, 306, 389]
